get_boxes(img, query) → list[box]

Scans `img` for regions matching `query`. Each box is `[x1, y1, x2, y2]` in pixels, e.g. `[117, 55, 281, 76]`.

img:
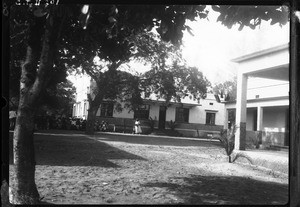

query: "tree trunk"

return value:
[86, 104, 99, 135]
[12, 44, 41, 204]
[12, 100, 39, 204]
[228, 155, 232, 163]
[85, 86, 105, 135]
[11, 8, 60, 204]
[11, 26, 42, 204]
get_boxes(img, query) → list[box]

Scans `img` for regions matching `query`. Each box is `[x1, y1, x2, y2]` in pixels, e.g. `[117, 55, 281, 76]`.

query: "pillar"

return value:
[256, 106, 263, 131]
[235, 73, 248, 150]
[256, 106, 263, 146]
[224, 109, 228, 130]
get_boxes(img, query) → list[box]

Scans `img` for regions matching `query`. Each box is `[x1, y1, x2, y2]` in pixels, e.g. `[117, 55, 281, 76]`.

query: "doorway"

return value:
[159, 106, 166, 129]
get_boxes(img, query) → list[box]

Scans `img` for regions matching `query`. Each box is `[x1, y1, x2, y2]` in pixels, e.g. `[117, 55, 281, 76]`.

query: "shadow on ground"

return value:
[9, 132, 146, 167]
[95, 132, 222, 148]
[142, 174, 288, 205]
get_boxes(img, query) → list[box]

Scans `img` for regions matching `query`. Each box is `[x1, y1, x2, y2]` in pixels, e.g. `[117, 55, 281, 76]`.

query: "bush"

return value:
[218, 126, 236, 163]
[145, 117, 155, 133]
[167, 120, 177, 131]
[218, 126, 254, 164]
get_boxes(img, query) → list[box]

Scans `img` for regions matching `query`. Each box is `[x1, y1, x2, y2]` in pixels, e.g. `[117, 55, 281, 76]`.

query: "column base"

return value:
[235, 122, 246, 150]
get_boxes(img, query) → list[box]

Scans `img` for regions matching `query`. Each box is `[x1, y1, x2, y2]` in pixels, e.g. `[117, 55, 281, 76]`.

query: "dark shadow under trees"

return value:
[143, 174, 288, 205]
[9, 132, 146, 168]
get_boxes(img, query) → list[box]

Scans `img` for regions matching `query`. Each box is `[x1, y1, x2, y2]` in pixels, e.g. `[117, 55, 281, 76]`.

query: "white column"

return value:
[235, 73, 248, 150]
[224, 108, 228, 130]
[257, 106, 263, 131]
[256, 106, 263, 147]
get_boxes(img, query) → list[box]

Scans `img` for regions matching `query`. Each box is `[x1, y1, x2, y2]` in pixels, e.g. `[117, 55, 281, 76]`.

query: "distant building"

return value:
[72, 75, 225, 137]
[70, 74, 91, 120]
[225, 44, 289, 149]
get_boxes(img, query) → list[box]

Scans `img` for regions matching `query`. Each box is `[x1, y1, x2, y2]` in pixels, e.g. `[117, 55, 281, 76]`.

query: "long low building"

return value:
[72, 75, 225, 137]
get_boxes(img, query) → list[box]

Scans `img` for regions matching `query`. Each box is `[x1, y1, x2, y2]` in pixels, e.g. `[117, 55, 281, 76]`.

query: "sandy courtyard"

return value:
[9, 131, 288, 205]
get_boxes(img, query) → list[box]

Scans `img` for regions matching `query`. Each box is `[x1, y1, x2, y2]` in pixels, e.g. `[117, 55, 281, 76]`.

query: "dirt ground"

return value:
[9, 130, 288, 205]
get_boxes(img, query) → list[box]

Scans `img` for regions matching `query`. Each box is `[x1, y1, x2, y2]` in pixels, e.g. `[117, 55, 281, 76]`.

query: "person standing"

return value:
[134, 119, 142, 134]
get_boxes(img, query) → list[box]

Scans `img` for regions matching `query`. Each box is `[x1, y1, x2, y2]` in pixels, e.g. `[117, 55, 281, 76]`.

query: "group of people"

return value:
[10, 112, 142, 134]
[94, 120, 109, 132]
[33, 116, 109, 131]
[34, 116, 87, 131]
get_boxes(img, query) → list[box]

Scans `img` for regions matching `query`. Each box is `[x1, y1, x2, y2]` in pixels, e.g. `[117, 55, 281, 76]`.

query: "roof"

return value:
[143, 99, 201, 107]
[224, 95, 289, 105]
[231, 43, 289, 63]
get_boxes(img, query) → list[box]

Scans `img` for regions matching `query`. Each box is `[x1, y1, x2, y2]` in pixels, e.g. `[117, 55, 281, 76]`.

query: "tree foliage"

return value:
[142, 63, 210, 103]
[213, 77, 237, 102]
[212, 5, 289, 30]
[89, 68, 143, 112]
[38, 80, 76, 116]
[132, 31, 211, 104]
[8, 3, 290, 204]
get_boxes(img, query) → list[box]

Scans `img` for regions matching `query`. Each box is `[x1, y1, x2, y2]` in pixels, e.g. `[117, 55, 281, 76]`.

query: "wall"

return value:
[149, 104, 159, 120]
[245, 106, 289, 148]
[247, 77, 289, 100]
[113, 104, 134, 119]
[189, 106, 204, 123]
[246, 108, 255, 131]
[166, 106, 176, 122]
[92, 94, 225, 137]
[263, 107, 287, 132]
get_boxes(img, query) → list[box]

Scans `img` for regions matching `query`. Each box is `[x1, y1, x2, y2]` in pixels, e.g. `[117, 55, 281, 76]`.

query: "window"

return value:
[134, 105, 150, 119]
[175, 107, 189, 123]
[206, 112, 216, 125]
[83, 102, 87, 116]
[100, 102, 113, 117]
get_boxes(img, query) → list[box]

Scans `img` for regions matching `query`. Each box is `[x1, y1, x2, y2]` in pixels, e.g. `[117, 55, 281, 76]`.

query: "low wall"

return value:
[262, 131, 289, 147]
[95, 116, 223, 137]
[246, 130, 289, 149]
[95, 117, 150, 133]
[246, 131, 260, 149]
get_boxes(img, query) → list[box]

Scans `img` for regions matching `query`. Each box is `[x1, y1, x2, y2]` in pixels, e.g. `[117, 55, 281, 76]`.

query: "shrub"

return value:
[167, 120, 177, 131]
[146, 117, 155, 133]
[218, 125, 254, 164]
[218, 125, 236, 163]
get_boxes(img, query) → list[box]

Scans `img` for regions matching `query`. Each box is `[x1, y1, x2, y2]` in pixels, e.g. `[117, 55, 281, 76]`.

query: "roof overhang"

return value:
[231, 44, 289, 63]
[224, 96, 289, 105]
[247, 64, 289, 81]
[144, 99, 201, 108]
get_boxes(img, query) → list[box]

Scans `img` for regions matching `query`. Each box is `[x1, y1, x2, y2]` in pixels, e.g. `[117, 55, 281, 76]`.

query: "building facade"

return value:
[225, 44, 289, 149]
[72, 76, 225, 137]
[71, 74, 91, 120]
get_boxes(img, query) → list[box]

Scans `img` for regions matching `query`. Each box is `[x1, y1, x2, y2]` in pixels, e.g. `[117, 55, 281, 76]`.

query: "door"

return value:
[159, 106, 166, 129]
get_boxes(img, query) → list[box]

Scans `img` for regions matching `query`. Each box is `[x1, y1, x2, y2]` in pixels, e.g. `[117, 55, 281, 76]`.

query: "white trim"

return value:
[232, 44, 289, 62]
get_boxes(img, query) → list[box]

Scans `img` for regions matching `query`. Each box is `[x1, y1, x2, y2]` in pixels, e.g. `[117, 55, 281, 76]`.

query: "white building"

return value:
[72, 75, 225, 137]
[225, 44, 289, 149]
[70, 74, 91, 120]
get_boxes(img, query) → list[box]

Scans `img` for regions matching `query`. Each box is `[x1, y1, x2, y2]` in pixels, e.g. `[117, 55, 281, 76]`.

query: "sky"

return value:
[69, 6, 290, 87]
[181, 7, 290, 84]
[128, 6, 289, 85]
